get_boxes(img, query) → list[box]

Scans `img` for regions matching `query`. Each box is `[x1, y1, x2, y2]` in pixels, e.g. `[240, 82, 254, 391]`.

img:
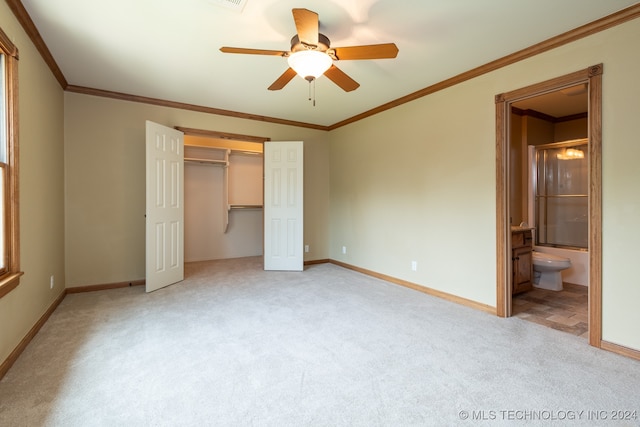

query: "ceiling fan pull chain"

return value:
[307, 77, 316, 107]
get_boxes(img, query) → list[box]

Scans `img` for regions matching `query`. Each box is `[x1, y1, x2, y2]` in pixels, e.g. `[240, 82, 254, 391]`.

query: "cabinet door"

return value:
[512, 246, 533, 294]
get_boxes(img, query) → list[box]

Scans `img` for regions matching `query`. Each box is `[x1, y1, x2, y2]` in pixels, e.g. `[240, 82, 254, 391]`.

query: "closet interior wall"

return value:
[183, 136, 264, 263]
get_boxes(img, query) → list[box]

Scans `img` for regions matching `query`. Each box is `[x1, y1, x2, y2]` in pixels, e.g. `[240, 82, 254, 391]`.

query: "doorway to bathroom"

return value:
[495, 64, 603, 348]
[514, 137, 589, 337]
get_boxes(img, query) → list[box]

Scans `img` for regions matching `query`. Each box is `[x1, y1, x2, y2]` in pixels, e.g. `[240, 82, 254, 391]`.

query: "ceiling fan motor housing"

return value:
[290, 33, 331, 53]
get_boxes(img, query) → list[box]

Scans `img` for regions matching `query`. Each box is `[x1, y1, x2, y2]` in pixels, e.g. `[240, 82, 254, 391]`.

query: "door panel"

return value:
[264, 141, 303, 271]
[146, 121, 184, 292]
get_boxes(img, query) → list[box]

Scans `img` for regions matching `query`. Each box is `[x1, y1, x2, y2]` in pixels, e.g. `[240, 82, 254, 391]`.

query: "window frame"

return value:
[0, 26, 23, 299]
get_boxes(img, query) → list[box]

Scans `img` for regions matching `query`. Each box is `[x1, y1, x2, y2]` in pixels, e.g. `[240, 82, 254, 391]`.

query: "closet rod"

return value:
[184, 158, 228, 166]
[229, 149, 263, 156]
[229, 204, 263, 210]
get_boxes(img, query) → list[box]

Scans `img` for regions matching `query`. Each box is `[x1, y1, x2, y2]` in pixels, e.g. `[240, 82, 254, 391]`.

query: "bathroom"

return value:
[509, 84, 589, 335]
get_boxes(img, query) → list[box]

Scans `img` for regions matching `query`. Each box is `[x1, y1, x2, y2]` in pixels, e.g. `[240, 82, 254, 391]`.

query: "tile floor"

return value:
[512, 282, 589, 338]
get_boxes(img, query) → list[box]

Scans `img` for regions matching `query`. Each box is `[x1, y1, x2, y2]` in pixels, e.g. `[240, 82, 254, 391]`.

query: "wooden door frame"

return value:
[495, 64, 603, 348]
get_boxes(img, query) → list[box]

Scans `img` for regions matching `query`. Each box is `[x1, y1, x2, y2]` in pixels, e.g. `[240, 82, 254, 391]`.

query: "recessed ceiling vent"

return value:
[208, 0, 247, 12]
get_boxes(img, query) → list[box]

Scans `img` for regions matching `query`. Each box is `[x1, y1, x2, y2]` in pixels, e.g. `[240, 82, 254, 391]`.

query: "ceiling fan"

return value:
[220, 8, 399, 92]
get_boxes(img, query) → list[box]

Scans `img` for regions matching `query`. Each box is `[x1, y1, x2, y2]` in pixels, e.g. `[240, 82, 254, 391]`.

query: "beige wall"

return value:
[523, 116, 555, 147]
[64, 93, 330, 287]
[0, 3, 66, 364]
[329, 18, 640, 351]
[555, 117, 588, 141]
[329, 80, 498, 307]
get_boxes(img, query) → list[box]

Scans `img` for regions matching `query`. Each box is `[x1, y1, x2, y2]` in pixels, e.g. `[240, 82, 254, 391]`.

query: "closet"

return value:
[182, 133, 264, 263]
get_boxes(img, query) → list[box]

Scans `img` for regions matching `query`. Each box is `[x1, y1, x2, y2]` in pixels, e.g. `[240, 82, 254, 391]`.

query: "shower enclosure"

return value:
[533, 138, 589, 250]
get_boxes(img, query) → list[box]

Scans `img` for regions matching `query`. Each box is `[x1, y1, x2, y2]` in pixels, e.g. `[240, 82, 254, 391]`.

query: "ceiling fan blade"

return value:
[323, 65, 360, 92]
[292, 8, 319, 46]
[332, 43, 399, 60]
[220, 47, 288, 57]
[268, 68, 298, 91]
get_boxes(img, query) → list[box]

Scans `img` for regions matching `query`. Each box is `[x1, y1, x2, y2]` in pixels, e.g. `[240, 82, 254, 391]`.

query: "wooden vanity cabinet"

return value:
[511, 229, 533, 294]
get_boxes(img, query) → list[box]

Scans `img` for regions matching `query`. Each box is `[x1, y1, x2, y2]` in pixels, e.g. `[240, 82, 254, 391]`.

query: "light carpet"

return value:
[1, 257, 639, 426]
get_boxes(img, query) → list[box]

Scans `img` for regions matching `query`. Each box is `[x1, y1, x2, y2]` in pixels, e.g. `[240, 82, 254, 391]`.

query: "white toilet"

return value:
[532, 251, 571, 291]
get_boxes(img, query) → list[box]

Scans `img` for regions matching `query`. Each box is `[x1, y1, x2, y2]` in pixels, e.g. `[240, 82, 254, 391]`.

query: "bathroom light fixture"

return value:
[287, 50, 333, 81]
[557, 148, 585, 160]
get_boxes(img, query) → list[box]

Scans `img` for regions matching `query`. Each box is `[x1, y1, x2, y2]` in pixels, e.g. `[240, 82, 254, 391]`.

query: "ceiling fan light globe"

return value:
[287, 50, 332, 80]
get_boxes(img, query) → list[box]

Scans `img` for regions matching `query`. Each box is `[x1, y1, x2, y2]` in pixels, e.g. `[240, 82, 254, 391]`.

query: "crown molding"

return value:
[65, 85, 329, 131]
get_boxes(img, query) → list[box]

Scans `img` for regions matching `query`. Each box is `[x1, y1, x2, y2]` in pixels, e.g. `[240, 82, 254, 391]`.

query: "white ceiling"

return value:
[20, 0, 639, 127]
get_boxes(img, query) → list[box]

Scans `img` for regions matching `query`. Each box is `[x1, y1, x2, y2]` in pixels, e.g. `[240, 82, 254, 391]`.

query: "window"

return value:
[0, 26, 22, 298]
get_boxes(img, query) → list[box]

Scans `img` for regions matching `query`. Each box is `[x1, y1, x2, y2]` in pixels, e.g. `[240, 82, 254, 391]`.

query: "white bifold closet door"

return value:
[263, 141, 304, 271]
[145, 121, 184, 292]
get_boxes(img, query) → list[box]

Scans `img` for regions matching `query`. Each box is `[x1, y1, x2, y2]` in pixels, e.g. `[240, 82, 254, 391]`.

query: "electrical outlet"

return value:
[50, 275, 54, 289]
[411, 261, 418, 271]
[342, 246, 347, 254]
[304, 245, 309, 253]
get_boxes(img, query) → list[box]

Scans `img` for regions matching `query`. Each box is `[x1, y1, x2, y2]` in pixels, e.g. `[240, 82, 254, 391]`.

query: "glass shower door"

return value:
[535, 139, 588, 249]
